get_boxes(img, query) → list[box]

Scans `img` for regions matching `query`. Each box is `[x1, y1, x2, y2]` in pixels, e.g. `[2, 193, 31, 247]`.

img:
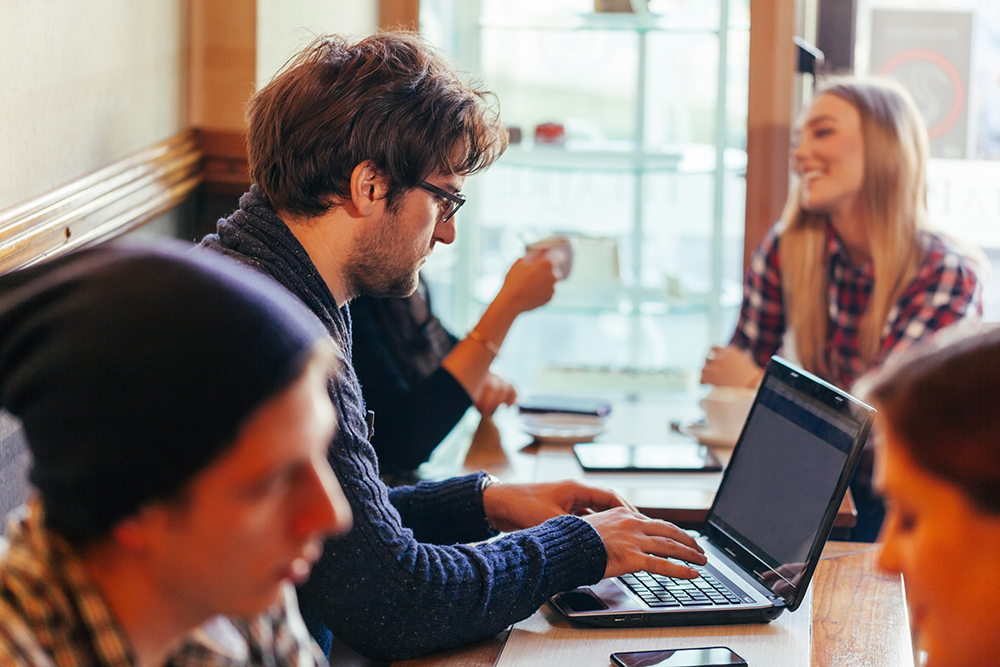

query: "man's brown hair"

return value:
[246, 32, 508, 217]
[867, 325, 1000, 514]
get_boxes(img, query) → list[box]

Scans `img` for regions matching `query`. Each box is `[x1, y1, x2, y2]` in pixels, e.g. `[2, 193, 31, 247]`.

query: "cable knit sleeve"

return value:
[299, 407, 607, 662]
[387, 473, 496, 545]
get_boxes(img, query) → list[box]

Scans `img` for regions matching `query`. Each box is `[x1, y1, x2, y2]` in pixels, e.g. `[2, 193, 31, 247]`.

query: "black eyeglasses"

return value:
[417, 180, 466, 223]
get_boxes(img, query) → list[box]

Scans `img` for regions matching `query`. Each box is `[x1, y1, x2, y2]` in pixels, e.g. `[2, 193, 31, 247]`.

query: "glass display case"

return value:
[420, 0, 750, 393]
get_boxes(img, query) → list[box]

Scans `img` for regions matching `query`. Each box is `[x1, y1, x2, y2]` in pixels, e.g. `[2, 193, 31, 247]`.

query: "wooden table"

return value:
[326, 398, 905, 666]
[390, 542, 912, 667]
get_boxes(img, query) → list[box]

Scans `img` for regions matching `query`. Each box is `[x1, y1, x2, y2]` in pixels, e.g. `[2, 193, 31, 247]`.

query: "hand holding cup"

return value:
[495, 237, 572, 315]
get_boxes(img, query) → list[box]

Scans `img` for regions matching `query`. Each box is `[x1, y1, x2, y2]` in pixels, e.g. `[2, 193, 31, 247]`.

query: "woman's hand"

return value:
[493, 251, 560, 316]
[700, 345, 764, 388]
[473, 372, 517, 416]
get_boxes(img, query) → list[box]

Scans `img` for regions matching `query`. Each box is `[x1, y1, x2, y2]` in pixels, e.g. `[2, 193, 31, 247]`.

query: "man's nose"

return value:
[435, 217, 457, 245]
[294, 463, 352, 539]
[875, 524, 900, 575]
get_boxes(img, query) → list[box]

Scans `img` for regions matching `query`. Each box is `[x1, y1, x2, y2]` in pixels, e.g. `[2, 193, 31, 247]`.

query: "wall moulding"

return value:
[0, 132, 203, 275]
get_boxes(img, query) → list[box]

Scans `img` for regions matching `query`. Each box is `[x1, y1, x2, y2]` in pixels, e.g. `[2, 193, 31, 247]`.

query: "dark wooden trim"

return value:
[0, 132, 203, 274]
[197, 129, 251, 195]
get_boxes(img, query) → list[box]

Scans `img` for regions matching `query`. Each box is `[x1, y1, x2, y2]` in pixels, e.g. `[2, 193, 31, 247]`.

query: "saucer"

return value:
[678, 422, 738, 448]
[520, 413, 606, 445]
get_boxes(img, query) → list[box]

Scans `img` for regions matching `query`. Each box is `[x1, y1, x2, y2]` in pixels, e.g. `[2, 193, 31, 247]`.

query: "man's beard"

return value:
[343, 205, 423, 299]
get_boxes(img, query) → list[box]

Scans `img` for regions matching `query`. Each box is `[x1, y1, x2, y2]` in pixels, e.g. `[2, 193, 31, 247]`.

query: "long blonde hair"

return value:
[780, 77, 928, 379]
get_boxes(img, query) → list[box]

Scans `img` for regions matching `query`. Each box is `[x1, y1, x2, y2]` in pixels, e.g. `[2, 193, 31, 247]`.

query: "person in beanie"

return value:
[201, 32, 706, 661]
[0, 240, 352, 667]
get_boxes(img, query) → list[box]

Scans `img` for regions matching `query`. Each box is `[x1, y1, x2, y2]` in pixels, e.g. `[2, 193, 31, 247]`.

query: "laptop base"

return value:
[551, 587, 786, 628]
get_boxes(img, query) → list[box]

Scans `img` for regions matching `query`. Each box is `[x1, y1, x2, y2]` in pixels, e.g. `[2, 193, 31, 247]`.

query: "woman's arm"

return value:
[441, 249, 561, 401]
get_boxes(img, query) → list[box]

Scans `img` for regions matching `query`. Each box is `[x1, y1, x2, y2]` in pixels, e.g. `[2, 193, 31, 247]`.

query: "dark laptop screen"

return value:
[709, 371, 863, 572]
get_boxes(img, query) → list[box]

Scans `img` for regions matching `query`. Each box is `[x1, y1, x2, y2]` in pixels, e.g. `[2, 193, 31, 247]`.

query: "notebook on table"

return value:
[550, 356, 875, 628]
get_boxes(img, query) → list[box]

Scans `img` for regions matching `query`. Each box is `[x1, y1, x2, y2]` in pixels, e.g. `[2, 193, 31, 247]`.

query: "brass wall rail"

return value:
[0, 131, 203, 274]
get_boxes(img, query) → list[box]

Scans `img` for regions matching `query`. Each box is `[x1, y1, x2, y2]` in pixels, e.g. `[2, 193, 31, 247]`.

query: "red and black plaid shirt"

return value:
[0, 501, 327, 667]
[731, 223, 983, 389]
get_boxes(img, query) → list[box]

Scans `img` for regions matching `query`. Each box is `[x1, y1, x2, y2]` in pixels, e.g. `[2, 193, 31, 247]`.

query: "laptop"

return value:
[550, 356, 875, 628]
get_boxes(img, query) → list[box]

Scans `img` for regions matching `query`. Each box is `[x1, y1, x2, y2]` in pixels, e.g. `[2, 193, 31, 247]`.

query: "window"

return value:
[421, 0, 750, 393]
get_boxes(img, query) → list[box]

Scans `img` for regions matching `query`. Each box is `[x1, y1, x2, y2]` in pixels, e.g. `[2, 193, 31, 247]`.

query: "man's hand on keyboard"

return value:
[583, 507, 707, 579]
[481, 479, 636, 533]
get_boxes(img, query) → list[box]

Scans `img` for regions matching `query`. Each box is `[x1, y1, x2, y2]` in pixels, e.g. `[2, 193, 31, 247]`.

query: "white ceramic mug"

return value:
[699, 386, 756, 443]
[525, 236, 573, 280]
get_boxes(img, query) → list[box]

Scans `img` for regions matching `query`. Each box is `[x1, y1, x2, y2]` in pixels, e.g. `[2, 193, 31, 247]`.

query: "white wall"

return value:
[256, 0, 378, 87]
[0, 1, 187, 210]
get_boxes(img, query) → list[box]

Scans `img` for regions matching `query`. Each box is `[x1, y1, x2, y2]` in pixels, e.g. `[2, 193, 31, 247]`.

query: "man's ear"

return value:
[109, 504, 170, 554]
[349, 161, 390, 217]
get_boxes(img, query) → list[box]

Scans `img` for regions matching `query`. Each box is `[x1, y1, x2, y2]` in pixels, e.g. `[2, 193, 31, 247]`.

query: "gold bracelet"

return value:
[467, 329, 501, 356]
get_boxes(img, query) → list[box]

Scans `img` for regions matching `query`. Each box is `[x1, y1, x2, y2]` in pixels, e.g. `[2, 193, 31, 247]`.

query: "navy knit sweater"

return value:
[200, 187, 607, 662]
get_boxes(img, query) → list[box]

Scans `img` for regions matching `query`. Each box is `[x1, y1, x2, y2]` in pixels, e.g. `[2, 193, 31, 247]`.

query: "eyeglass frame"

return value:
[417, 180, 466, 223]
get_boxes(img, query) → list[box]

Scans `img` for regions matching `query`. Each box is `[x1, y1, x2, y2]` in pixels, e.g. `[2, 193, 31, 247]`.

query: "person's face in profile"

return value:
[791, 93, 866, 225]
[129, 354, 351, 619]
[875, 429, 1000, 667]
[349, 170, 466, 298]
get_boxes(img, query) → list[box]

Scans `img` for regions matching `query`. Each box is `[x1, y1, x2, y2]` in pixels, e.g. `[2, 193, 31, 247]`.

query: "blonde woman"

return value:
[702, 77, 983, 391]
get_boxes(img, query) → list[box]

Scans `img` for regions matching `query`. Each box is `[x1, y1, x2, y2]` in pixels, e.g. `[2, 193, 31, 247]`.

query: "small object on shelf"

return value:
[506, 125, 522, 144]
[534, 122, 566, 146]
[594, 0, 634, 12]
[563, 235, 618, 285]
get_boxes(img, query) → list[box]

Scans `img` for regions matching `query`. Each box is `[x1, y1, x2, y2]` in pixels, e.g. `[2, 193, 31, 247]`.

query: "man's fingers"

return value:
[569, 490, 635, 515]
[639, 518, 703, 553]
[639, 554, 701, 580]
[641, 535, 707, 566]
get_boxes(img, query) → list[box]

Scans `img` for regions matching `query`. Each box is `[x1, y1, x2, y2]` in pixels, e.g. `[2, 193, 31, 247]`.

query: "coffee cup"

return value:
[525, 236, 573, 280]
[699, 386, 756, 444]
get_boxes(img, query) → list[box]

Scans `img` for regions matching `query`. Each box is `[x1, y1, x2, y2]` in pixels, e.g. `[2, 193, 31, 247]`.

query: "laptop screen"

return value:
[706, 359, 872, 604]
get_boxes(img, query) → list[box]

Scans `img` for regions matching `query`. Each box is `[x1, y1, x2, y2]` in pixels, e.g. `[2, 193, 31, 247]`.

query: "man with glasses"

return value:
[202, 32, 707, 662]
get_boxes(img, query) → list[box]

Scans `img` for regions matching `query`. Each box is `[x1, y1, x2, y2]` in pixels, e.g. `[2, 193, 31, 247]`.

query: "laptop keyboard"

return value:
[618, 566, 744, 607]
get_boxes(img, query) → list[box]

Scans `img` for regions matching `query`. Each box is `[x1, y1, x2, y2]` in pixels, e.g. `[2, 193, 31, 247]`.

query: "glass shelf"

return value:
[479, 13, 742, 34]
[499, 141, 747, 174]
[474, 275, 744, 316]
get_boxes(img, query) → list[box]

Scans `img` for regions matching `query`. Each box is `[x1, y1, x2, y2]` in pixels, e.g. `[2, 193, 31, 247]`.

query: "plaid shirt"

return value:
[731, 223, 983, 389]
[0, 502, 326, 667]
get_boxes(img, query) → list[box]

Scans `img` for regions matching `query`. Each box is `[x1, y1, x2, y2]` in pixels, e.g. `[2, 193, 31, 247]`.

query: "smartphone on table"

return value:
[610, 647, 748, 667]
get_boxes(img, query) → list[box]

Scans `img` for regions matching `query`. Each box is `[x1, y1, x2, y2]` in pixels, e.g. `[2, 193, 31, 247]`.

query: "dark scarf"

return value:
[200, 187, 372, 461]
[201, 186, 348, 353]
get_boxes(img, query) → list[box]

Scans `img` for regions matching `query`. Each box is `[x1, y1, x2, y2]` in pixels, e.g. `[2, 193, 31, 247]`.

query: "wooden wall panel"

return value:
[744, 0, 797, 269]
[189, 0, 257, 132]
[379, 0, 419, 31]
